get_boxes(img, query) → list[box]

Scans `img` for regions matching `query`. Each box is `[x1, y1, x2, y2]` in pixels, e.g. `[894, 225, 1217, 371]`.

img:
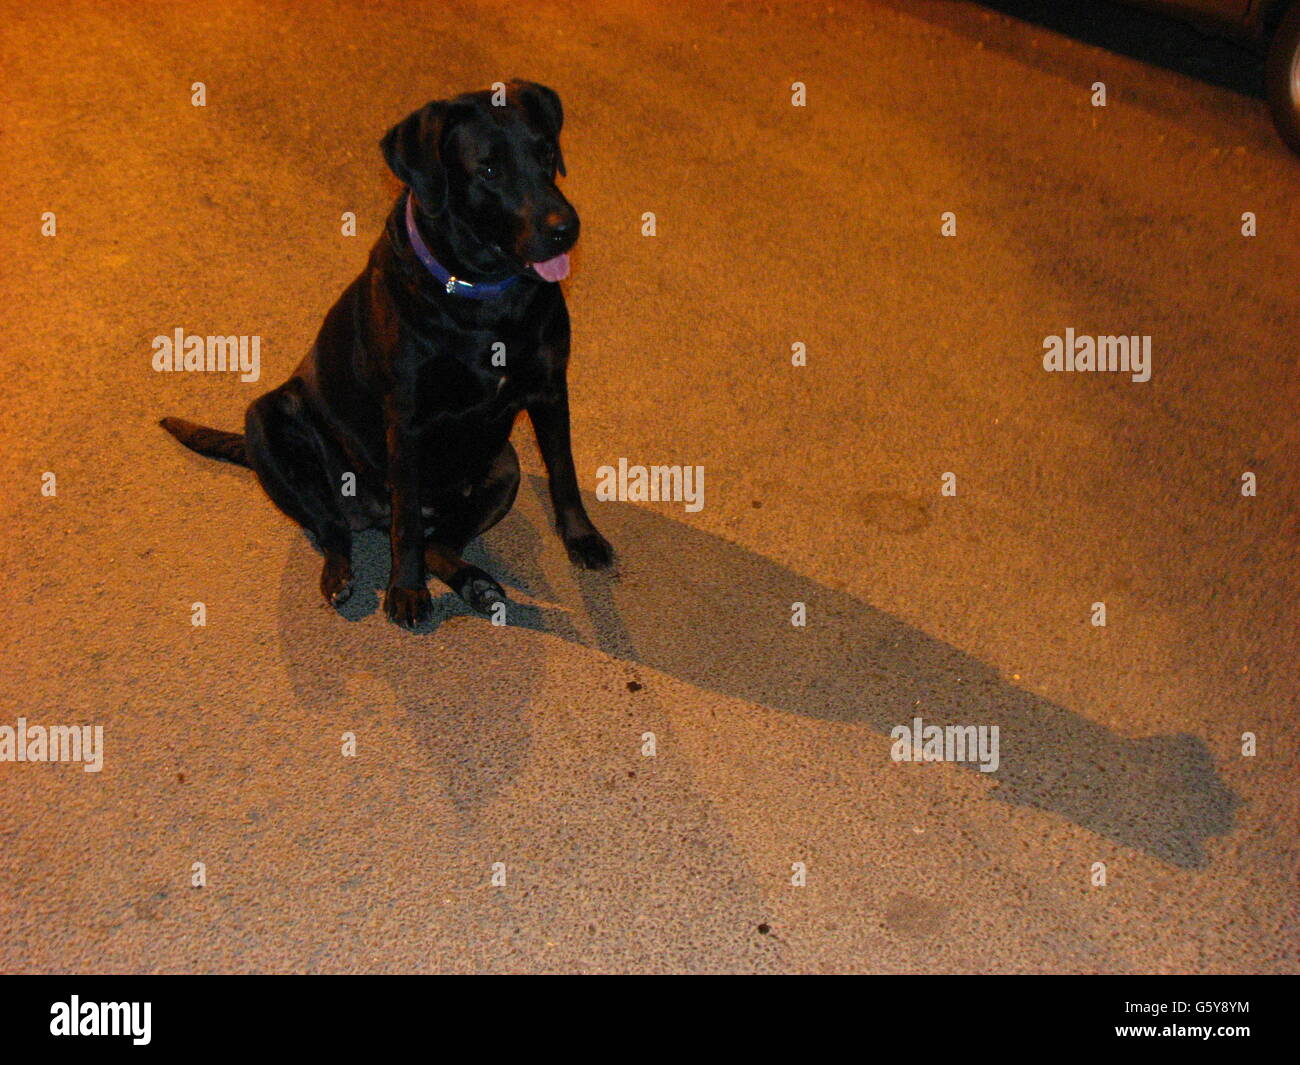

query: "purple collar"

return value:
[404, 192, 521, 299]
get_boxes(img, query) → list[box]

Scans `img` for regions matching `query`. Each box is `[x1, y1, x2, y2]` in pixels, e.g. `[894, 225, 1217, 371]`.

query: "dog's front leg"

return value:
[383, 398, 432, 627]
[529, 392, 614, 569]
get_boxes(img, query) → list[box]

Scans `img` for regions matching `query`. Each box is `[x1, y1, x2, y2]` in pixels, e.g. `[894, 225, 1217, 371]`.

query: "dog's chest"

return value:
[411, 340, 548, 425]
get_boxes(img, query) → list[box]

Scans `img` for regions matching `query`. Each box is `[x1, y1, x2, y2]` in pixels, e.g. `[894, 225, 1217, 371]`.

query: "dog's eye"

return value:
[476, 163, 498, 180]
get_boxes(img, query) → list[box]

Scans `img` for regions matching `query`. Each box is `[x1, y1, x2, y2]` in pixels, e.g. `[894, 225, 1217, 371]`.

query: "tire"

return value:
[1265, 3, 1300, 155]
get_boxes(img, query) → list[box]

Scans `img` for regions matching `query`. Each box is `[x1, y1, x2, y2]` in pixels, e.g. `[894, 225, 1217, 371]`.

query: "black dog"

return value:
[161, 81, 613, 627]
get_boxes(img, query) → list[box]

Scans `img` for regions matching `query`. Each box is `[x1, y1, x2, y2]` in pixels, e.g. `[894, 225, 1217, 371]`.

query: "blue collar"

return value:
[404, 192, 522, 300]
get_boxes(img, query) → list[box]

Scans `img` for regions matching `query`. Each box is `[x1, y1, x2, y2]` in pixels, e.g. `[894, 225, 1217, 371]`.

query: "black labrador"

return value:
[161, 80, 613, 627]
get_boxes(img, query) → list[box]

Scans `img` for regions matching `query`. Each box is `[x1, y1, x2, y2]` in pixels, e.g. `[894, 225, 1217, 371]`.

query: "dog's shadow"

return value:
[277, 473, 1239, 870]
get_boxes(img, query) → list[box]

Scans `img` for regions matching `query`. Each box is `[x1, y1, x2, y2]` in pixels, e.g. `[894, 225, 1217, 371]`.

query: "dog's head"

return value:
[381, 80, 578, 281]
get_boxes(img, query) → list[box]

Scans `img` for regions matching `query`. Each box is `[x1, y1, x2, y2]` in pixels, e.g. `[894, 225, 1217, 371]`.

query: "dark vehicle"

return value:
[1134, 1, 1300, 153]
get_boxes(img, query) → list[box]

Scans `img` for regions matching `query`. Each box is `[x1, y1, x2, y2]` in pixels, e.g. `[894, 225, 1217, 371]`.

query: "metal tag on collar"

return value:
[445, 276, 460, 295]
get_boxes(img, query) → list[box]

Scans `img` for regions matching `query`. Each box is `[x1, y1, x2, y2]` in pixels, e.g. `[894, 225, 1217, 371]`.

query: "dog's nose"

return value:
[544, 211, 578, 245]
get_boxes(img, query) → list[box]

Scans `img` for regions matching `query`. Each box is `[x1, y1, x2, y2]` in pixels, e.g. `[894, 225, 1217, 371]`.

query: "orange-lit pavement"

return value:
[1, 1, 1296, 972]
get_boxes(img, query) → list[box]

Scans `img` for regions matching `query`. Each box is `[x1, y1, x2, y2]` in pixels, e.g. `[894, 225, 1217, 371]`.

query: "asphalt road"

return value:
[1, 0, 1296, 974]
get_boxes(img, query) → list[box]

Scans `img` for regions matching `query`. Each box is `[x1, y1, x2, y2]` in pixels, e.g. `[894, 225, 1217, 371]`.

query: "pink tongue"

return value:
[530, 253, 570, 282]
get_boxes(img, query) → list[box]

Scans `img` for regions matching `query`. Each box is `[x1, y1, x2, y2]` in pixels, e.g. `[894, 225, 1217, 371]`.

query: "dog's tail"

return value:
[159, 417, 250, 468]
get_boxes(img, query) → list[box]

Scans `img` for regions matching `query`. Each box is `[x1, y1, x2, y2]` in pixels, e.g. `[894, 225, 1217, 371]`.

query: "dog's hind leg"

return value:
[244, 381, 355, 608]
[424, 441, 521, 614]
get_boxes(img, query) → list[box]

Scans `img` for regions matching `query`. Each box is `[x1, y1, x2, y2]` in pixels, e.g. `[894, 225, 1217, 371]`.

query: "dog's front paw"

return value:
[564, 530, 615, 570]
[449, 565, 508, 614]
[384, 583, 432, 628]
[320, 555, 355, 608]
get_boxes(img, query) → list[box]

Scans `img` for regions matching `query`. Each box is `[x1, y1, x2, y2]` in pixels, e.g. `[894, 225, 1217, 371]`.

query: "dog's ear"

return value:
[509, 80, 566, 176]
[380, 100, 453, 209]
